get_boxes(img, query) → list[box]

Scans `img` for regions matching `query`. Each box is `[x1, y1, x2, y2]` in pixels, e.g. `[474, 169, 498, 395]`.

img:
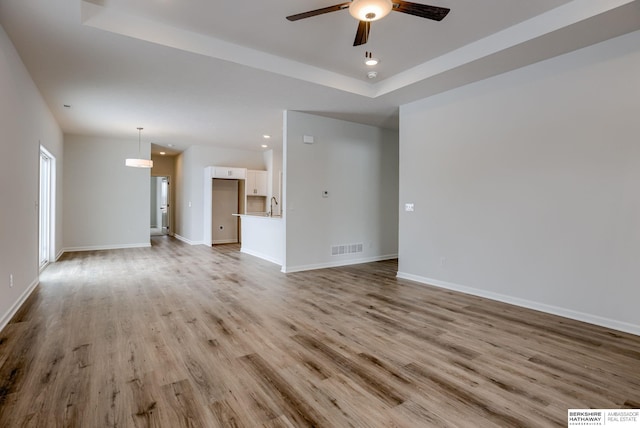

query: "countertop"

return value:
[233, 213, 282, 219]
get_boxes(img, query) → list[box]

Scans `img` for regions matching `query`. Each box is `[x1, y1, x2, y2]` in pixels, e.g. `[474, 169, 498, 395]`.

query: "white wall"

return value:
[63, 135, 151, 250]
[0, 25, 63, 330]
[283, 111, 399, 272]
[174, 145, 265, 244]
[399, 30, 640, 334]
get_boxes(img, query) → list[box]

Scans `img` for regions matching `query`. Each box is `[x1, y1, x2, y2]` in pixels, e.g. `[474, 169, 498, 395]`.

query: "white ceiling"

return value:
[0, 0, 639, 153]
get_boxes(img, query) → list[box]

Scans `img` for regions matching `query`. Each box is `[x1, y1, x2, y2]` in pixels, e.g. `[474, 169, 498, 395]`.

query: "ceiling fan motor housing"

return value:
[349, 0, 393, 21]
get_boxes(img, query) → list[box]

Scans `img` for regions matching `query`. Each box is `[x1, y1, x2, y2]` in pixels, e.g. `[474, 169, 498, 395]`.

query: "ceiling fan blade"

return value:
[392, 1, 450, 21]
[286, 2, 351, 21]
[353, 21, 370, 46]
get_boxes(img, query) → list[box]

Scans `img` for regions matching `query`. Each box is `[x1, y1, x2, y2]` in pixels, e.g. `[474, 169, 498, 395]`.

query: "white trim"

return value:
[240, 248, 282, 266]
[62, 242, 151, 253]
[55, 249, 64, 261]
[396, 272, 640, 337]
[0, 278, 39, 333]
[174, 234, 205, 246]
[39, 145, 56, 268]
[282, 254, 397, 274]
[80, 0, 633, 98]
[374, 0, 636, 97]
[81, 1, 373, 98]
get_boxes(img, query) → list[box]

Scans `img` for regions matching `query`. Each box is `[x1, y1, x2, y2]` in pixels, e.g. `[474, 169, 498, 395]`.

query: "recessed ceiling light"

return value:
[167, 144, 174, 147]
[263, 135, 271, 139]
[367, 71, 378, 79]
[261, 144, 268, 148]
[159, 151, 166, 155]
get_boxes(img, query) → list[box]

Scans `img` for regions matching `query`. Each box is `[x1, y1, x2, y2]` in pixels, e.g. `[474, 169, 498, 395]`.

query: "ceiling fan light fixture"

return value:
[349, 0, 393, 22]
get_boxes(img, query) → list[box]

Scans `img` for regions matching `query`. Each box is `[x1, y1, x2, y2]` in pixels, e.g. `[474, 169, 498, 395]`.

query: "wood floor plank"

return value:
[160, 378, 210, 428]
[210, 397, 250, 428]
[1, 237, 639, 426]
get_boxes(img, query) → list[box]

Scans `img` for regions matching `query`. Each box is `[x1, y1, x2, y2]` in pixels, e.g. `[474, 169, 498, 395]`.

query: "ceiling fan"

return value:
[286, 0, 450, 46]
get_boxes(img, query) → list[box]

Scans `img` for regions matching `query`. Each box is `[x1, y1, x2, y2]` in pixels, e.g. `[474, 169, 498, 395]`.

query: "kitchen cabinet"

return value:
[212, 167, 246, 180]
[246, 170, 267, 196]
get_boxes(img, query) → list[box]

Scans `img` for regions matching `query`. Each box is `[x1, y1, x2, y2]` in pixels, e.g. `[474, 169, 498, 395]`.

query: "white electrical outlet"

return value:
[9, 274, 14, 287]
[404, 203, 414, 212]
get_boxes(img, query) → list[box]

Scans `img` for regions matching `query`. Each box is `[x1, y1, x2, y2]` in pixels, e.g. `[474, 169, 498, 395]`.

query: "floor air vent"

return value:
[331, 243, 363, 256]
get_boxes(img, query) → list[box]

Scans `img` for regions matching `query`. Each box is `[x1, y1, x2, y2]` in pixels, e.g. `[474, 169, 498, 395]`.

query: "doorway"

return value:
[211, 178, 239, 244]
[39, 146, 55, 269]
[150, 176, 170, 236]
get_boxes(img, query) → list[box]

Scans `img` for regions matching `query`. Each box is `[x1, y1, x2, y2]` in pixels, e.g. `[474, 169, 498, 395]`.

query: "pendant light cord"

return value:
[137, 127, 143, 155]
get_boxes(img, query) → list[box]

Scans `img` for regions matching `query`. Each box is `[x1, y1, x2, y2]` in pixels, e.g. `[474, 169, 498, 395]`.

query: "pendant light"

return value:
[365, 51, 379, 66]
[125, 127, 153, 168]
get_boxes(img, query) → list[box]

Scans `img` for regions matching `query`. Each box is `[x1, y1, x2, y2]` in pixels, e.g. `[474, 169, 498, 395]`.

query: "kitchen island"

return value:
[234, 214, 283, 266]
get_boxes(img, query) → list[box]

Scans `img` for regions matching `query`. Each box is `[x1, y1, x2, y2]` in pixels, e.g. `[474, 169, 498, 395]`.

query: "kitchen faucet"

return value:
[270, 196, 278, 217]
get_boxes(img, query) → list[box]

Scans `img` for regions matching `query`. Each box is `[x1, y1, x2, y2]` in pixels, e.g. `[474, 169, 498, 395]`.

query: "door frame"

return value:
[150, 174, 172, 236]
[39, 145, 56, 269]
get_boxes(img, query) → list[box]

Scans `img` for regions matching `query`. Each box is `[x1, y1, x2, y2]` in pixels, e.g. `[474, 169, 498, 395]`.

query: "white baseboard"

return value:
[0, 277, 39, 333]
[282, 254, 397, 274]
[55, 249, 64, 261]
[396, 272, 640, 337]
[240, 248, 282, 266]
[61, 242, 151, 253]
[174, 234, 205, 246]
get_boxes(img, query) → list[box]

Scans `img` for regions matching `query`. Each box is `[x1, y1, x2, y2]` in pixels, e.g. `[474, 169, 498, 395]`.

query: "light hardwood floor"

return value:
[1, 236, 639, 427]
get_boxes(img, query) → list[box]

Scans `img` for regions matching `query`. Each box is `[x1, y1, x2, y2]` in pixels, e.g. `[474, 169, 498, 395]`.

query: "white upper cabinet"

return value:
[210, 166, 246, 180]
[246, 170, 267, 196]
